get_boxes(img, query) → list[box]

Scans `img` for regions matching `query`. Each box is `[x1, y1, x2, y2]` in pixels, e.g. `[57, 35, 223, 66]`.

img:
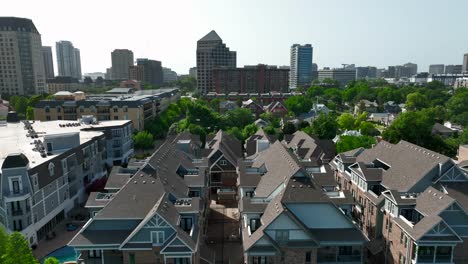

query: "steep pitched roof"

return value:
[199, 30, 222, 42]
[356, 140, 450, 192]
[253, 141, 302, 197]
[207, 130, 242, 166]
[245, 129, 276, 156]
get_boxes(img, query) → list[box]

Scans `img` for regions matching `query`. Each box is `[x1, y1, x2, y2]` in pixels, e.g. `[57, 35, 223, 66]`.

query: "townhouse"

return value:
[69, 133, 213, 264]
[238, 141, 367, 264]
[331, 140, 468, 263]
[0, 118, 132, 246]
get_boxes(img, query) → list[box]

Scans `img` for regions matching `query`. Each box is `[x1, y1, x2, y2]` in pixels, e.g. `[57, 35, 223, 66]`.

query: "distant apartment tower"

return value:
[163, 67, 178, 83]
[429, 64, 445, 75]
[111, 49, 133, 80]
[318, 68, 356, 86]
[196, 30, 236, 94]
[289, 44, 313, 89]
[403, 62, 418, 76]
[356, 66, 377, 79]
[212, 64, 289, 93]
[189, 67, 197, 79]
[41, 46, 55, 79]
[132, 58, 163, 86]
[444, 65, 462, 74]
[463, 53, 468, 73]
[56, 41, 82, 80]
[0, 17, 46, 95]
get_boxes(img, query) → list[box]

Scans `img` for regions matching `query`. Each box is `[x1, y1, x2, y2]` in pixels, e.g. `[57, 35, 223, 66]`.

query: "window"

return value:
[48, 163, 55, 176]
[275, 230, 289, 243]
[129, 253, 135, 264]
[400, 231, 404, 243]
[114, 116, 118, 120]
[305, 251, 312, 263]
[404, 235, 407, 248]
[113, 107, 118, 113]
[399, 253, 403, 264]
[46, 142, 53, 152]
[219, 159, 227, 166]
[45, 106, 50, 113]
[11, 179, 20, 194]
[180, 217, 193, 232]
[89, 250, 101, 258]
[245, 191, 254, 198]
[250, 218, 260, 232]
[151, 231, 165, 245]
[389, 222, 393, 233]
[189, 190, 200, 197]
[253, 256, 267, 264]
[175, 259, 189, 264]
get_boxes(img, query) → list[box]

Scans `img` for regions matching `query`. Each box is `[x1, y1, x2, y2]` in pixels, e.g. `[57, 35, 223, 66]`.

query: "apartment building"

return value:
[212, 64, 289, 94]
[33, 88, 180, 130]
[69, 133, 213, 264]
[0, 118, 133, 246]
[331, 140, 468, 263]
[318, 68, 356, 86]
[0, 17, 46, 95]
[46, 76, 83, 94]
[290, 44, 313, 89]
[238, 140, 366, 264]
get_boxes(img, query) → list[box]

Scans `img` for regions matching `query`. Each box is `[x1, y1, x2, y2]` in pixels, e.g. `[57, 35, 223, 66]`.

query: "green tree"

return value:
[358, 121, 380, 136]
[305, 113, 338, 139]
[242, 124, 258, 140]
[284, 96, 313, 116]
[282, 122, 297, 135]
[336, 135, 377, 153]
[26, 106, 34, 120]
[43, 257, 60, 264]
[405, 92, 428, 111]
[382, 110, 434, 145]
[222, 108, 253, 129]
[226, 126, 243, 141]
[3, 232, 38, 264]
[0, 226, 8, 259]
[133, 131, 154, 149]
[337, 113, 356, 130]
[446, 88, 468, 126]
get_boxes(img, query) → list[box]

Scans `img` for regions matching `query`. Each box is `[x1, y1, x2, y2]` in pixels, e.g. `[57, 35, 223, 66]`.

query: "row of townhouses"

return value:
[66, 127, 468, 264]
[0, 116, 133, 246]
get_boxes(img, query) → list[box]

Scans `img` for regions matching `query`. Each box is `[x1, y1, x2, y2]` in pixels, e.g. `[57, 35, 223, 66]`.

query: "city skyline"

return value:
[2, 0, 468, 75]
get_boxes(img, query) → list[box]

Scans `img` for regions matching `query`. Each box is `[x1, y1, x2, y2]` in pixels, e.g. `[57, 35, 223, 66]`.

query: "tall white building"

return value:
[56, 41, 82, 80]
[0, 17, 46, 95]
[290, 44, 313, 89]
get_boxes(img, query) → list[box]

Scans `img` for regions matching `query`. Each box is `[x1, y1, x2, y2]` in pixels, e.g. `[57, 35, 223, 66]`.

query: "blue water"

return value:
[42, 246, 78, 263]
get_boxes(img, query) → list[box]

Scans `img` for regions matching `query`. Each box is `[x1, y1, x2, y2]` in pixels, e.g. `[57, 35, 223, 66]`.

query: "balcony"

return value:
[11, 209, 23, 216]
[5, 190, 31, 202]
[317, 246, 362, 264]
[413, 245, 453, 263]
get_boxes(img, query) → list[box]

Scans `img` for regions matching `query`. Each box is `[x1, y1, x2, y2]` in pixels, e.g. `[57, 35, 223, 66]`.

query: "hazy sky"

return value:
[3, 0, 468, 74]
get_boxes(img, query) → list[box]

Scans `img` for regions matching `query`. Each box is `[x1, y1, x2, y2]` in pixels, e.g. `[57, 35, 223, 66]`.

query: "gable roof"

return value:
[199, 30, 222, 42]
[355, 140, 450, 192]
[207, 130, 242, 166]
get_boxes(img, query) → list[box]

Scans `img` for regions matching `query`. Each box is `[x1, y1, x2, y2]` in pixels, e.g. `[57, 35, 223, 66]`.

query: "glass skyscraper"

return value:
[289, 44, 313, 89]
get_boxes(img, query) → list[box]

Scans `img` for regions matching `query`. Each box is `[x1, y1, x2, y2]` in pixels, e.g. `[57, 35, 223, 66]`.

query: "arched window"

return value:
[48, 162, 55, 176]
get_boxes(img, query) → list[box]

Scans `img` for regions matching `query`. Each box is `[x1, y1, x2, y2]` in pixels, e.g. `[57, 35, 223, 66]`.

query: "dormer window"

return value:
[48, 163, 55, 176]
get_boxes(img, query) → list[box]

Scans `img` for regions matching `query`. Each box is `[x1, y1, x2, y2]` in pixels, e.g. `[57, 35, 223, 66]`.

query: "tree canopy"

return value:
[336, 135, 377, 153]
[2, 231, 38, 264]
[133, 131, 154, 149]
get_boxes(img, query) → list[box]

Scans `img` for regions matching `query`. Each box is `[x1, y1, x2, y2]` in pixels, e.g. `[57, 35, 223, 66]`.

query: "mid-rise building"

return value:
[111, 49, 133, 80]
[428, 64, 444, 75]
[289, 44, 313, 89]
[445, 65, 462, 74]
[46, 77, 83, 94]
[0, 17, 46, 95]
[403, 62, 418, 76]
[318, 68, 356, 86]
[432, 73, 468, 86]
[132, 58, 163, 86]
[162, 67, 178, 83]
[212, 64, 289, 93]
[463, 53, 468, 73]
[196, 30, 236, 94]
[105, 68, 112, 80]
[356, 66, 377, 79]
[83, 72, 105, 80]
[189, 67, 197, 79]
[41, 46, 55, 79]
[56, 41, 82, 80]
[34, 88, 180, 130]
[0, 118, 133, 246]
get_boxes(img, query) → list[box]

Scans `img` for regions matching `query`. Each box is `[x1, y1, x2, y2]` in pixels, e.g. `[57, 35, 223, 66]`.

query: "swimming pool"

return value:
[42, 246, 78, 264]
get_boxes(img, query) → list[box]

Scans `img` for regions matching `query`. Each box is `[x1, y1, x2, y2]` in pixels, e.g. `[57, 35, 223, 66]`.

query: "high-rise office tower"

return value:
[289, 44, 313, 89]
[41, 46, 55, 79]
[463, 53, 468, 73]
[111, 49, 134, 80]
[56, 40, 82, 79]
[0, 17, 46, 95]
[403, 62, 418, 76]
[196, 30, 236, 94]
[429, 64, 445, 75]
